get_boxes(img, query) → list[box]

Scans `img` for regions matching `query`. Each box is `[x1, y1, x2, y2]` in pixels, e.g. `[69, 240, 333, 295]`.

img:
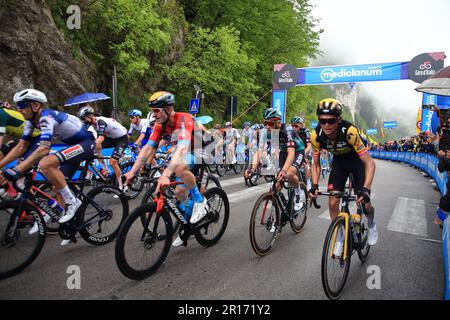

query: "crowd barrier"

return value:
[370, 150, 450, 300]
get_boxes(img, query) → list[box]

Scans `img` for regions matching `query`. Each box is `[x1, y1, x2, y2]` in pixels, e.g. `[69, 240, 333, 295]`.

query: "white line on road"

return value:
[227, 183, 271, 204]
[387, 197, 428, 237]
[220, 176, 246, 188]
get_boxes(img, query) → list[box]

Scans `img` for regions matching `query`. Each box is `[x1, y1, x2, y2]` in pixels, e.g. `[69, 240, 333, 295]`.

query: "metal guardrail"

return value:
[370, 151, 449, 300]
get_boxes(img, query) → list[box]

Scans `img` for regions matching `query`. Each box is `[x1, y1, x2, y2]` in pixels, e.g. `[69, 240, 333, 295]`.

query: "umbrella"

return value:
[195, 115, 213, 125]
[64, 93, 111, 107]
[415, 66, 450, 96]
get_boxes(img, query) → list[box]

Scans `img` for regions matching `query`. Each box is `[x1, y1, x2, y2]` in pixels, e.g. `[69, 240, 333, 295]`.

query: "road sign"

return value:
[383, 121, 397, 129]
[189, 99, 200, 114]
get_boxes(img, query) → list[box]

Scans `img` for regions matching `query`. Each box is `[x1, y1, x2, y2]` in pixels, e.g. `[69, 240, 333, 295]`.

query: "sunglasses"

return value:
[319, 118, 338, 125]
[16, 101, 31, 110]
[264, 119, 280, 126]
[151, 108, 165, 114]
[291, 124, 301, 128]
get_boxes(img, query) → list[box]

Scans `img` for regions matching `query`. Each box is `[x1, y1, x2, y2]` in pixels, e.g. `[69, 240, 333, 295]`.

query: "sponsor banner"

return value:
[296, 61, 409, 85]
[423, 93, 450, 109]
[273, 64, 298, 90]
[366, 128, 378, 135]
[383, 121, 397, 129]
[408, 52, 445, 84]
[421, 107, 435, 132]
[272, 89, 287, 123]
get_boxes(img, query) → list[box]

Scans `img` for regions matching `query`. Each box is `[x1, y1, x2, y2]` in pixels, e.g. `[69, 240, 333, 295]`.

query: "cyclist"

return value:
[0, 99, 40, 161]
[78, 106, 129, 191]
[223, 121, 240, 165]
[127, 109, 151, 151]
[1, 89, 96, 238]
[245, 108, 306, 212]
[308, 98, 378, 257]
[123, 91, 209, 246]
[291, 116, 313, 190]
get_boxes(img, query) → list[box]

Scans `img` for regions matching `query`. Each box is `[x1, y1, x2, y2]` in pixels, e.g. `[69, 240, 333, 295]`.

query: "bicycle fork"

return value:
[330, 213, 361, 260]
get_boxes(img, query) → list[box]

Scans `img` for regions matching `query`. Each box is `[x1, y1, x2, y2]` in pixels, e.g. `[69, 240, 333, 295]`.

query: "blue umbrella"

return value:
[195, 115, 213, 125]
[64, 93, 111, 107]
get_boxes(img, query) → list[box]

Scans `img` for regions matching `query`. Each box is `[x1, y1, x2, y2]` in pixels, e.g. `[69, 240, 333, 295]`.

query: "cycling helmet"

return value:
[78, 106, 95, 119]
[291, 116, 304, 124]
[128, 109, 142, 117]
[243, 121, 251, 127]
[225, 121, 232, 127]
[317, 98, 343, 116]
[148, 91, 175, 108]
[251, 124, 259, 131]
[13, 89, 47, 105]
[263, 108, 282, 121]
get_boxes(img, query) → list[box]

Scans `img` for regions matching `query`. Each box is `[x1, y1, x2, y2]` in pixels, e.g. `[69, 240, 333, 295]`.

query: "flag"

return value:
[380, 126, 384, 139]
[416, 105, 422, 134]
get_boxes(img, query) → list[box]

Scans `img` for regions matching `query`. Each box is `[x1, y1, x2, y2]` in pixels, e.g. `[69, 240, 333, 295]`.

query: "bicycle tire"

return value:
[249, 173, 260, 186]
[120, 161, 144, 199]
[0, 201, 46, 280]
[290, 182, 308, 233]
[77, 185, 129, 245]
[249, 192, 279, 256]
[233, 163, 244, 174]
[205, 174, 221, 189]
[194, 187, 230, 247]
[115, 203, 173, 280]
[357, 213, 371, 262]
[264, 175, 274, 183]
[321, 216, 352, 300]
[216, 164, 227, 177]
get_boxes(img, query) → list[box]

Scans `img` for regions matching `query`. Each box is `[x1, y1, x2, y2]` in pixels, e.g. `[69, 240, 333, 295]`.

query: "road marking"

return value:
[220, 176, 246, 188]
[228, 183, 271, 204]
[387, 197, 428, 237]
[317, 193, 376, 220]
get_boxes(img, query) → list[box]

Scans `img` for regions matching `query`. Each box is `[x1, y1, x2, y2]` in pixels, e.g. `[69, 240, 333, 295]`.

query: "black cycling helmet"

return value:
[291, 116, 304, 124]
[148, 91, 175, 109]
[263, 108, 282, 121]
[317, 98, 343, 117]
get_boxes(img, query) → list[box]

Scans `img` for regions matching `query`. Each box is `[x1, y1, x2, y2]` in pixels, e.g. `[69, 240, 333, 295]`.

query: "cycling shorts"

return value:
[279, 150, 305, 171]
[54, 137, 96, 179]
[327, 156, 365, 192]
[101, 135, 129, 160]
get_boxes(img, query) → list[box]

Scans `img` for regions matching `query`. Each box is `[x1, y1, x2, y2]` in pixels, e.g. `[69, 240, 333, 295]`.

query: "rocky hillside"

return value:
[0, 0, 97, 107]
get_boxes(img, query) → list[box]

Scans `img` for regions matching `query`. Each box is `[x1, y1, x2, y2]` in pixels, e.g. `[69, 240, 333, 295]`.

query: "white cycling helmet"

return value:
[13, 89, 47, 104]
[77, 106, 95, 119]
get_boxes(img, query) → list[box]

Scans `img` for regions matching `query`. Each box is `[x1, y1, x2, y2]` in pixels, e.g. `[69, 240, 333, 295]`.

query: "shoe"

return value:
[269, 222, 276, 233]
[172, 235, 184, 247]
[61, 239, 73, 246]
[368, 223, 378, 246]
[58, 198, 82, 223]
[29, 214, 51, 235]
[294, 195, 305, 211]
[333, 228, 344, 258]
[190, 198, 208, 224]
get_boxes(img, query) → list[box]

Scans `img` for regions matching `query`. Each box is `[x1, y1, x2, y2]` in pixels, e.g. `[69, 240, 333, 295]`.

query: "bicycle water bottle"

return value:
[47, 198, 65, 215]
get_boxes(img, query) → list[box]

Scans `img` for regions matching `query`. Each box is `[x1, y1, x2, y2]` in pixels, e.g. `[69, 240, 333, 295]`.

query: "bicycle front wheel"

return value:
[357, 213, 371, 262]
[77, 185, 129, 245]
[249, 193, 279, 256]
[321, 216, 352, 300]
[115, 203, 173, 280]
[290, 182, 308, 233]
[205, 174, 221, 189]
[0, 201, 46, 280]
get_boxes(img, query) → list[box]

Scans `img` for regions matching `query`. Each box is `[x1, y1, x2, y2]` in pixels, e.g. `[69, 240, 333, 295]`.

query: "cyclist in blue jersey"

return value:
[128, 109, 152, 151]
[1, 89, 96, 243]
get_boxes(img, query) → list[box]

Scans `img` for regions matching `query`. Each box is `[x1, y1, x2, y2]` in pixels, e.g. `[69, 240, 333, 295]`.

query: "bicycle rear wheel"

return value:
[77, 185, 129, 245]
[248, 173, 260, 186]
[321, 216, 352, 300]
[194, 188, 229, 247]
[233, 163, 244, 174]
[0, 201, 46, 280]
[357, 213, 371, 262]
[249, 193, 279, 256]
[216, 164, 227, 177]
[115, 203, 173, 280]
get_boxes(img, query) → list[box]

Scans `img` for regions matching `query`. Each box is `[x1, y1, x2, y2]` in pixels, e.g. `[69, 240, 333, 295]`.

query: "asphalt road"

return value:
[0, 159, 445, 300]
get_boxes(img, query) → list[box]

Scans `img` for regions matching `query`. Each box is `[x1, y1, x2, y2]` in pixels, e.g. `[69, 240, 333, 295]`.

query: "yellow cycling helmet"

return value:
[317, 98, 343, 116]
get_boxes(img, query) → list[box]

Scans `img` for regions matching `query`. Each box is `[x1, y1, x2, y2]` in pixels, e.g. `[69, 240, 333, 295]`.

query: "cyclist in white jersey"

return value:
[1, 89, 96, 243]
[127, 109, 151, 151]
[78, 106, 128, 190]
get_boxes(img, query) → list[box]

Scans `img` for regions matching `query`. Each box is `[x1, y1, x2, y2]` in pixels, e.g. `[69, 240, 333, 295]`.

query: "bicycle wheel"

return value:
[249, 193, 279, 256]
[120, 161, 144, 199]
[264, 175, 274, 183]
[205, 174, 222, 189]
[77, 185, 129, 245]
[321, 216, 352, 300]
[216, 164, 227, 177]
[208, 164, 217, 173]
[233, 163, 244, 174]
[115, 203, 173, 280]
[249, 172, 260, 186]
[290, 182, 308, 233]
[34, 183, 60, 235]
[194, 187, 230, 247]
[357, 213, 371, 262]
[0, 201, 46, 280]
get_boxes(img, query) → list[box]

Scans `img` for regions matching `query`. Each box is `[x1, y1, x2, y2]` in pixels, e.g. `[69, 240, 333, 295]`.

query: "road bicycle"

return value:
[312, 179, 371, 299]
[115, 180, 229, 280]
[0, 161, 129, 280]
[249, 173, 308, 256]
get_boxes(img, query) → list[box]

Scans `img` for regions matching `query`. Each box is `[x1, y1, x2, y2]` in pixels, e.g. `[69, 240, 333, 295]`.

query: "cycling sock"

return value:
[307, 179, 311, 190]
[189, 186, 204, 203]
[59, 185, 76, 205]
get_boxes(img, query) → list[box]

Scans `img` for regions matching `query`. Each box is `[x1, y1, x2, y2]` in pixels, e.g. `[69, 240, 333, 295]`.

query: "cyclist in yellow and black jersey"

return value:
[309, 98, 378, 255]
[0, 104, 40, 161]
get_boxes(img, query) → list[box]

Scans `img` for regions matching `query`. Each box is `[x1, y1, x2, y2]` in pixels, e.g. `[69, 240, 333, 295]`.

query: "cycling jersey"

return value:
[311, 119, 368, 159]
[95, 116, 128, 139]
[298, 127, 311, 145]
[128, 119, 150, 136]
[0, 108, 39, 138]
[22, 110, 92, 144]
[224, 128, 240, 145]
[256, 125, 305, 153]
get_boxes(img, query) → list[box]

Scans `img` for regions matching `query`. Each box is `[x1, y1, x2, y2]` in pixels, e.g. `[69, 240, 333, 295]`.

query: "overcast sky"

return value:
[309, 0, 450, 131]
